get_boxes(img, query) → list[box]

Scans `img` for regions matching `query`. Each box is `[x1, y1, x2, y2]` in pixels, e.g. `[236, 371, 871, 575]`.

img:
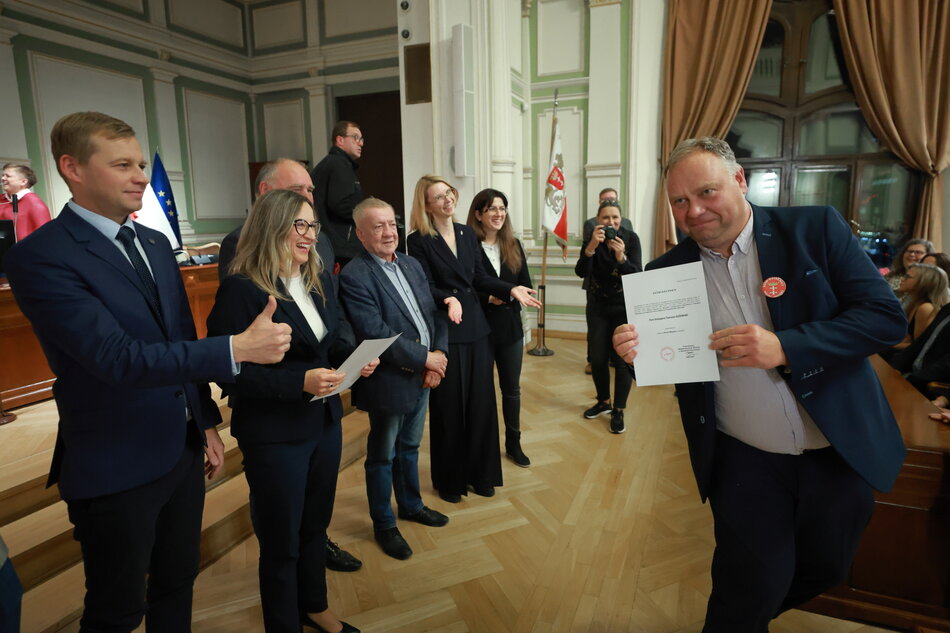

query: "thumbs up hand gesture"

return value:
[232, 295, 292, 364]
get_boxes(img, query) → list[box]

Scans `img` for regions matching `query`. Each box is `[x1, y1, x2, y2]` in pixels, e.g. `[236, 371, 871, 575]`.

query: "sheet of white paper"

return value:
[621, 261, 720, 387]
[310, 334, 400, 401]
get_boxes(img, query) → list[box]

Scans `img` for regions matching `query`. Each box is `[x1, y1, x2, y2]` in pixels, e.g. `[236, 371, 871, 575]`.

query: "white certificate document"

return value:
[310, 334, 400, 401]
[621, 261, 720, 387]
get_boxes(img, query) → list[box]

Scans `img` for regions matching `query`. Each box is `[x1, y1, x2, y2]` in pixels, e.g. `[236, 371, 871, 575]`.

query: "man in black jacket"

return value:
[311, 120, 364, 268]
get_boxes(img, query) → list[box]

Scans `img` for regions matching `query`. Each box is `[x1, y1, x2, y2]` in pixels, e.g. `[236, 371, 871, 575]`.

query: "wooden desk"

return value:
[804, 355, 950, 632]
[0, 265, 220, 409]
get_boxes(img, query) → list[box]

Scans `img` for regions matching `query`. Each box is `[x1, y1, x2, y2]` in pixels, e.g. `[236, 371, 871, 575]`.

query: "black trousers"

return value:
[428, 338, 502, 496]
[492, 336, 524, 442]
[240, 417, 342, 633]
[587, 302, 632, 409]
[702, 432, 875, 633]
[66, 437, 205, 633]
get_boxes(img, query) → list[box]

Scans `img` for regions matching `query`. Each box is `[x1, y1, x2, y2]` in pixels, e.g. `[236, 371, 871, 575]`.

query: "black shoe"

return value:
[472, 484, 495, 497]
[505, 444, 531, 468]
[374, 527, 412, 560]
[300, 613, 360, 632]
[325, 539, 362, 572]
[398, 505, 449, 527]
[609, 409, 625, 434]
[584, 401, 612, 419]
[438, 490, 462, 503]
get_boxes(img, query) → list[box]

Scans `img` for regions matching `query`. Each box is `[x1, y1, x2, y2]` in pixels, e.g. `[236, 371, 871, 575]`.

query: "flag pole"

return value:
[528, 89, 560, 357]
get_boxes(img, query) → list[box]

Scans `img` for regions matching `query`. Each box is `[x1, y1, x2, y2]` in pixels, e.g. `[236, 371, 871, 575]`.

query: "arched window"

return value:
[727, 0, 921, 268]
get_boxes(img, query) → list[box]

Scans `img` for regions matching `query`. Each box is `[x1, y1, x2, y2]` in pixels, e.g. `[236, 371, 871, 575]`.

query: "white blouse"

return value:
[481, 241, 501, 276]
[282, 275, 328, 342]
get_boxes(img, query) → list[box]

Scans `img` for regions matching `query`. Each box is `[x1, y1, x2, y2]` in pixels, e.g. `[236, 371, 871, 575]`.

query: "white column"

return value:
[585, 0, 623, 220]
[0, 28, 29, 166]
[486, 0, 516, 221]
[149, 67, 194, 239]
[626, 0, 665, 255]
[397, 0, 436, 214]
[305, 82, 329, 163]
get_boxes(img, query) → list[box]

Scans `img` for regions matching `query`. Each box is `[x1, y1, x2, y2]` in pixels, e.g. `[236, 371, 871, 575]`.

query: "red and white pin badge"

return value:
[761, 276, 787, 298]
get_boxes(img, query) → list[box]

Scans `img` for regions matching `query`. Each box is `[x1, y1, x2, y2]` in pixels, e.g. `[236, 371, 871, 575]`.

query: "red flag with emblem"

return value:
[541, 117, 568, 243]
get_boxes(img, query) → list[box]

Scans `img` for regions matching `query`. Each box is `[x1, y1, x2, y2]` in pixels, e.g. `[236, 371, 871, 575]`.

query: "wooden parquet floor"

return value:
[190, 340, 891, 633]
[3, 339, 895, 632]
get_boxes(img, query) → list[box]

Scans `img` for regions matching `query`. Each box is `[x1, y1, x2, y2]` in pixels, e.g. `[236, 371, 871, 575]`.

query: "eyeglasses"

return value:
[345, 134, 365, 144]
[428, 188, 457, 205]
[599, 199, 620, 209]
[292, 219, 321, 236]
[485, 205, 507, 214]
[905, 249, 927, 256]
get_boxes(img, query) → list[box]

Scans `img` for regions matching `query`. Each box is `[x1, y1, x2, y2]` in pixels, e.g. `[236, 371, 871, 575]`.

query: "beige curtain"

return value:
[833, 0, 950, 249]
[654, 0, 772, 258]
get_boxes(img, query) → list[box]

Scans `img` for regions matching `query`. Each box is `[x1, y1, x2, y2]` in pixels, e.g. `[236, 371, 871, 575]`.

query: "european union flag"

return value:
[150, 152, 182, 244]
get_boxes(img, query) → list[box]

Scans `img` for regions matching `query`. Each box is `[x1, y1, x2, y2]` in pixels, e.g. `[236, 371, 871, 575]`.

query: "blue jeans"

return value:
[365, 389, 430, 530]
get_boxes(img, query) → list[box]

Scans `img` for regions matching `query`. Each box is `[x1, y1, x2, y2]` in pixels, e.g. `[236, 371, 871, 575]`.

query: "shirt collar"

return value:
[67, 199, 135, 242]
[369, 250, 399, 269]
[698, 203, 754, 259]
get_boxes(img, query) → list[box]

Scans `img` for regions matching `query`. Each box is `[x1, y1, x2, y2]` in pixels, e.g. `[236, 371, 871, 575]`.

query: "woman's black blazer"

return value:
[206, 273, 355, 444]
[477, 239, 532, 345]
[407, 223, 515, 344]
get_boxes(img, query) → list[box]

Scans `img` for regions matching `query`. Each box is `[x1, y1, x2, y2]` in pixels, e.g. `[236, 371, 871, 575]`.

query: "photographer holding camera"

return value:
[575, 198, 642, 433]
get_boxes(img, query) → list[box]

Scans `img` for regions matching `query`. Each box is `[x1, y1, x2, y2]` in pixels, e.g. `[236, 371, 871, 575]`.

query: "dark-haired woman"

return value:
[208, 189, 377, 633]
[575, 199, 642, 434]
[406, 175, 540, 502]
[467, 188, 532, 467]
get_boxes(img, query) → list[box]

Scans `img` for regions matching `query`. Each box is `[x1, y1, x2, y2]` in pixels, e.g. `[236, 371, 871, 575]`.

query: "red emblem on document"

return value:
[761, 276, 787, 298]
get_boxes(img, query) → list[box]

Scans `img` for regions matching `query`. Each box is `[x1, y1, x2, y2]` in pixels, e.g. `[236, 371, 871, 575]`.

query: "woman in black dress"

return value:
[575, 198, 642, 434]
[466, 188, 532, 467]
[207, 189, 376, 633]
[406, 175, 539, 502]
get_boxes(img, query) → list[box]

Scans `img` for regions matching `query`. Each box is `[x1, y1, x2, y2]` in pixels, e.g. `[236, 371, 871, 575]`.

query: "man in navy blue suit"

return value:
[5, 111, 291, 632]
[340, 198, 450, 560]
[613, 137, 906, 632]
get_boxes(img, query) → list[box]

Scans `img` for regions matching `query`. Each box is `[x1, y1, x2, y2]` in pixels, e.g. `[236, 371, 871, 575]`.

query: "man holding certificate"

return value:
[612, 137, 907, 632]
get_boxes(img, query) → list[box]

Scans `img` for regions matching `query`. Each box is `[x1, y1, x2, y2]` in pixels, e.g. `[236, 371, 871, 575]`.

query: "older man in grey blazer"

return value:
[340, 197, 450, 560]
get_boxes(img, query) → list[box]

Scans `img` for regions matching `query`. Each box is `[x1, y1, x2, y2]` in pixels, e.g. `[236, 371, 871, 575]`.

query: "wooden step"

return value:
[6, 427, 242, 592]
[20, 561, 84, 633]
[17, 404, 369, 632]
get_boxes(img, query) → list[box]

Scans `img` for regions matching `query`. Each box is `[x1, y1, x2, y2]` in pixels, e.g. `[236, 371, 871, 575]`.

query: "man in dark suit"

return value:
[612, 137, 907, 632]
[339, 198, 450, 560]
[218, 158, 336, 281]
[5, 111, 291, 632]
[217, 157, 360, 571]
[889, 302, 950, 396]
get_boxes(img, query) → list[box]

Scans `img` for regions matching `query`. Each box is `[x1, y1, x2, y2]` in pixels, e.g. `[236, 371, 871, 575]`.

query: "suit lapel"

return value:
[751, 204, 787, 331]
[364, 255, 415, 326]
[60, 208, 168, 333]
[431, 224, 469, 280]
[276, 278, 323, 353]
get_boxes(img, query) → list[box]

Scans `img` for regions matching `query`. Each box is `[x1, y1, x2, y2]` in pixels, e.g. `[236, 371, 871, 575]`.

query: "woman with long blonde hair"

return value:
[208, 189, 376, 633]
[406, 175, 540, 502]
[897, 262, 949, 345]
